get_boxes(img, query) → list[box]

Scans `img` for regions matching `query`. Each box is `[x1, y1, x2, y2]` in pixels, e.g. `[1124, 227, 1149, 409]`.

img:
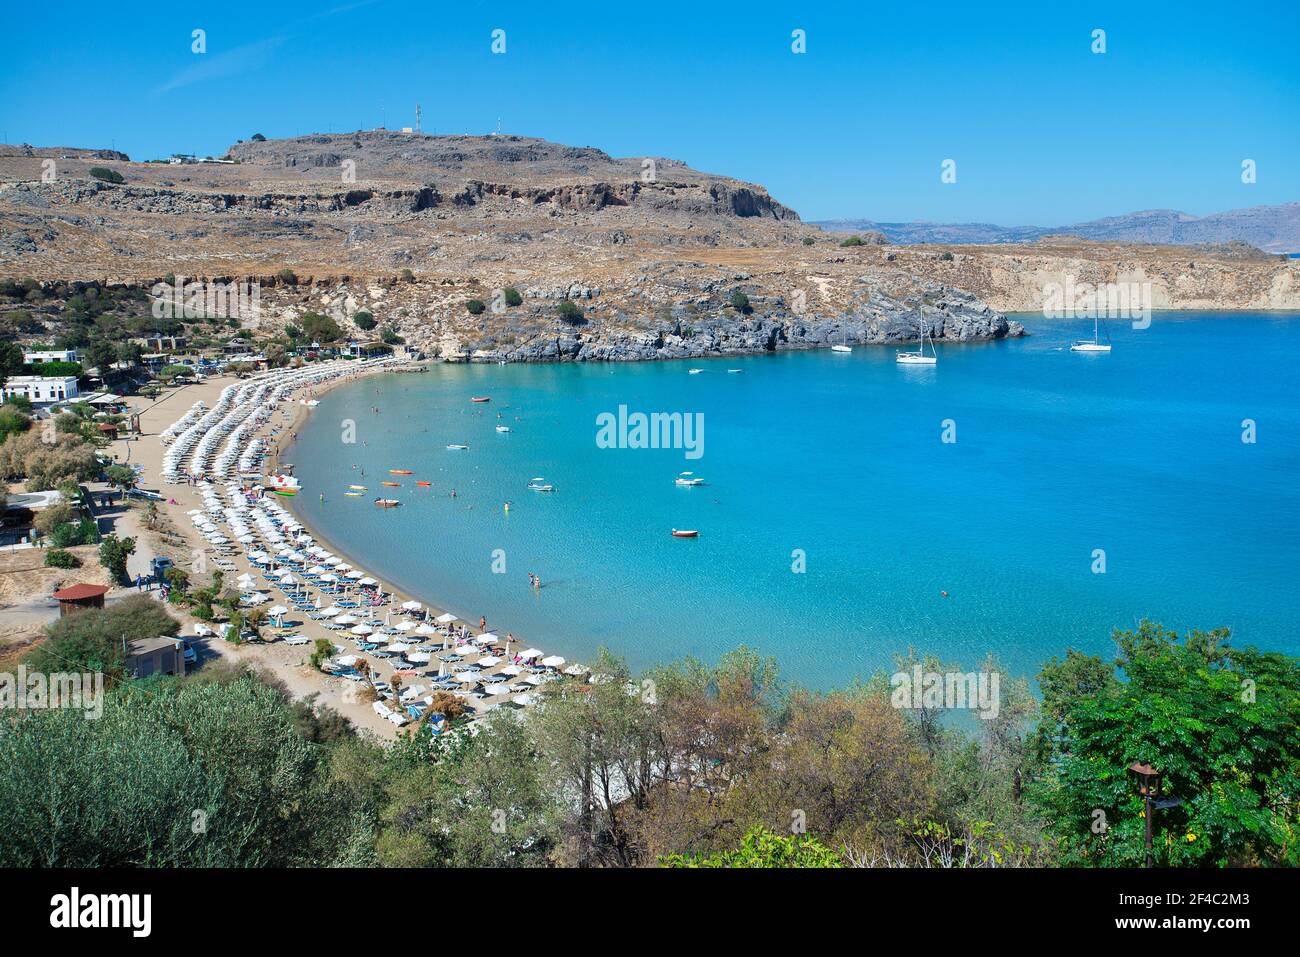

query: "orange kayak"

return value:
[390, 469, 413, 475]
[382, 481, 401, 487]
[416, 481, 432, 487]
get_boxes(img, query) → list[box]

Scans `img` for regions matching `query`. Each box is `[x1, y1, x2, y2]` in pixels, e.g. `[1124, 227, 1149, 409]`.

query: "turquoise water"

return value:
[284, 313, 1300, 687]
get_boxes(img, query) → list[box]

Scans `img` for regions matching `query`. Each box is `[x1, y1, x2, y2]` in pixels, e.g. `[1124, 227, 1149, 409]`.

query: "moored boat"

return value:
[471, 396, 491, 403]
[373, 498, 401, 508]
[446, 444, 469, 450]
[671, 528, 699, 538]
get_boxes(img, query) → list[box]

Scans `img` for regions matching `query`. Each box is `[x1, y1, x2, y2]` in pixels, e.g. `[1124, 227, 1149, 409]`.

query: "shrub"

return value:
[938, 251, 955, 261]
[277, 268, 298, 284]
[353, 311, 377, 331]
[399, 268, 415, 282]
[251, 133, 267, 141]
[729, 290, 751, 313]
[802, 236, 816, 246]
[381, 328, 404, 345]
[43, 549, 80, 569]
[840, 235, 865, 247]
[465, 299, 486, 316]
[88, 167, 124, 184]
[555, 300, 584, 325]
[502, 287, 523, 307]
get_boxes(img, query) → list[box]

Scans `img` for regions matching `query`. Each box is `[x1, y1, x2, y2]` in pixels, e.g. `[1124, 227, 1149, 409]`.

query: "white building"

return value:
[2, 375, 80, 406]
[23, 349, 79, 365]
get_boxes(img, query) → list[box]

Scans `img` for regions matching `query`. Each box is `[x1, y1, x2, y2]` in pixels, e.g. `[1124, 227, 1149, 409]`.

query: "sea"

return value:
[283, 312, 1300, 687]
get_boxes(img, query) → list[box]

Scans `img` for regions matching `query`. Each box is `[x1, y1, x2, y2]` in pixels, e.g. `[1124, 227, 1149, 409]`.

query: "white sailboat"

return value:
[896, 315, 938, 365]
[1070, 315, 1112, 353]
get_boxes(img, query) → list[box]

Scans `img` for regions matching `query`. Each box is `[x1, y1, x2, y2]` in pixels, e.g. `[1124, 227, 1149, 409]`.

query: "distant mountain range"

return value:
[815, 202, 1300, 254]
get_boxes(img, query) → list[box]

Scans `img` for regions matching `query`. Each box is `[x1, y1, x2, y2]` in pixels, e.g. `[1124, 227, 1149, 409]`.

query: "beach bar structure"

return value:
[51, 583, 110, 617]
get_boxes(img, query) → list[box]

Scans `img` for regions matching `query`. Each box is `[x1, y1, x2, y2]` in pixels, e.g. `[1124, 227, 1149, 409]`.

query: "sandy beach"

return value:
[118, 361, 556, 739]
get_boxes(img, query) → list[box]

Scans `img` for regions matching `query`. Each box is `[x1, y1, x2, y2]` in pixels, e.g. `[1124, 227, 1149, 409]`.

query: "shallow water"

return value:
[284, 313, 1300, 686]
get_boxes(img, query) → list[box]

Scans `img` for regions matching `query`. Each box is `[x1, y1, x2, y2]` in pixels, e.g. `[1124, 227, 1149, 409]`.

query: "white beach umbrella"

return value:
[334, 614, 358, 625]
[519, 648, 544, 661]
[394, 620, 417, 632]
[476, 633, 498, 645]
[476, 655, 502, 667]
[350, 624, 374, 635]
[435, 613, 456, 624]
[541, 655, 566, 668]
[416, 623, 437, 636]
[401, 600, 423, 611]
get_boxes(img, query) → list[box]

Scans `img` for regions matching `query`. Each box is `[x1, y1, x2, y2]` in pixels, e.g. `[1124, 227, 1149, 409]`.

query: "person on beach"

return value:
[479, 616, 487, 632]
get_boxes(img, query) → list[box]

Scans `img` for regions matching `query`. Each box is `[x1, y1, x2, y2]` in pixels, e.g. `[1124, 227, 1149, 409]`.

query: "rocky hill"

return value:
[0, 133, 1296, 362]
[818, 202, 1300, 254]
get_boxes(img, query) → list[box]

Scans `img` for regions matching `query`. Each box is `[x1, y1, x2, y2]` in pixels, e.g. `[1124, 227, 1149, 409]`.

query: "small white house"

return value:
[2, 375, 80, 406]
[23, 349, 79, 365]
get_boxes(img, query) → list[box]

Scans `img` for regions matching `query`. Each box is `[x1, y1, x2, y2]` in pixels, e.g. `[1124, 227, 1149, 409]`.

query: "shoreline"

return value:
[272, 369, 486, 635]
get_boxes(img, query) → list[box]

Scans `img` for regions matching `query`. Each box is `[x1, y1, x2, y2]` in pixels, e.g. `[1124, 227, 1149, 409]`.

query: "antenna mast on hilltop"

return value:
[415, 104, 422, 134]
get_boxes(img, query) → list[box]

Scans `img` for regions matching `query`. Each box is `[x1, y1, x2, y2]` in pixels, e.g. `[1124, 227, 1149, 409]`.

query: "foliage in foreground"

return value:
[3, 602, 1295, 869]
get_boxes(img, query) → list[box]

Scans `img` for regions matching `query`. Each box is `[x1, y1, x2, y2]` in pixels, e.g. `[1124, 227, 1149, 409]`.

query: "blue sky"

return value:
[2, 0, 1296, 223]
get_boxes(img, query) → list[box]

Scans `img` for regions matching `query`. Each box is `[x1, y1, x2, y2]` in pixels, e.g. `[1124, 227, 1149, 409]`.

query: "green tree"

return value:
[299, 312, 341, 343]
[88, 166, 125, 184]
[353, 311, 377, 331]
[1028, 621, 1300, 867]
[0, 671, 371, 866]
[98, 533, 136, 583]
[464, 299, 486, 316]
[729, 290, 751, 312]
[0, 341, 23, 388]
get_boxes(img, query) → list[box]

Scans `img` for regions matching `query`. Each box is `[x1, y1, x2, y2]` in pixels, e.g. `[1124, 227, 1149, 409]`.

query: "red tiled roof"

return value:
[52, 584, 110, 600]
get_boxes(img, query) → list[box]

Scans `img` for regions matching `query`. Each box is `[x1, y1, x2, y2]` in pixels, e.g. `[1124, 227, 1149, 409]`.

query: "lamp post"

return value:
[1129, 762, 1160, 867]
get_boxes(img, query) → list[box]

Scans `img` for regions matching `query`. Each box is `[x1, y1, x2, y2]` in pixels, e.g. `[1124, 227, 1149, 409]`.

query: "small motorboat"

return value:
[675, 472, 705, 487]
[446, 444, 469, 450]
[832, 344, 853, 353]
[471, 396, 491, 403]
[349, 485, 367, 491]
[688, 368, 704, 375]
[390, 469, 413, 475]
[527, 477, 554, 491]
[373, 498, 401, 508]
[495, 425, 511, 433]
[671, 529, 699, 538]
[727, 369, 743, 373]
[344, 492, 363, 497]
